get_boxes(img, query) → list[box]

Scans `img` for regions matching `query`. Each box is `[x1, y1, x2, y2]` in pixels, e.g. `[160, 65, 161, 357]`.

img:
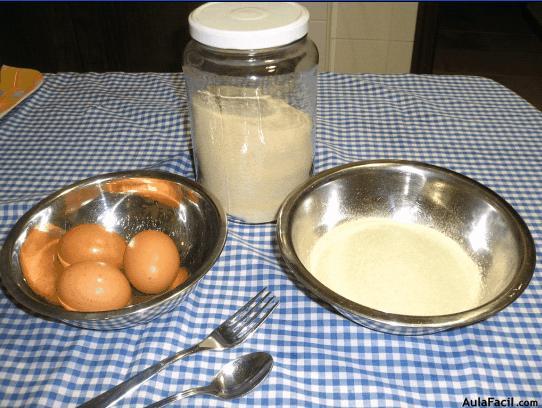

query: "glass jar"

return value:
[183, 2, 318, 223]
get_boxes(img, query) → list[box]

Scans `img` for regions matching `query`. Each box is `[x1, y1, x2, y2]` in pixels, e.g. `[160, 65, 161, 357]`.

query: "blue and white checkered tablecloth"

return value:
[0, 72, 541, 407]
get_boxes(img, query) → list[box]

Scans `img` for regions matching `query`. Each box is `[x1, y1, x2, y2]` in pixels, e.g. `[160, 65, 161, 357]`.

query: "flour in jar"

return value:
[308, 218, 484, 316]
[191, 87, 313, 223]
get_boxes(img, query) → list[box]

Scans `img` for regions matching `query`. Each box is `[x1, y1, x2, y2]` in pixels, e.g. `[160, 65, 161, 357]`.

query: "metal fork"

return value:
[78, 288, 278, 408]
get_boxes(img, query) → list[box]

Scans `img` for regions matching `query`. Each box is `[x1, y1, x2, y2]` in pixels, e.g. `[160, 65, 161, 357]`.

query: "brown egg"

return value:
[168, 267, 189, 290]
[56, 261, 132, 312]
[19, 226, 64, 305]
[58, 224, 126, 268]
[124, 230, 180, 294]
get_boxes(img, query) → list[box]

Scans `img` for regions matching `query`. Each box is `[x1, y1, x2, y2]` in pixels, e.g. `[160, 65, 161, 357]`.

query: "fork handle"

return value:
[78, 344, 204, 408]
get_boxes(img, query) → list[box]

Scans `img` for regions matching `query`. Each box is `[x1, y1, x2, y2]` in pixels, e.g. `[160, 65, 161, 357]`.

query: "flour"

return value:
[191, 87, 313, 223]
[308, 218, 483, 316]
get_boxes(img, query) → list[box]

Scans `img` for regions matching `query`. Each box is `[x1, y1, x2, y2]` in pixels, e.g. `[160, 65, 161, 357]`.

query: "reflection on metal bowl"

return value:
[277, 160, 535, 335]
[1, 170, 227, 330]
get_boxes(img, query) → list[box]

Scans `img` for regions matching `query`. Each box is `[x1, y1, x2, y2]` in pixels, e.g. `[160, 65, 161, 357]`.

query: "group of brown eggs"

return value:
[20, 223, 188, 312]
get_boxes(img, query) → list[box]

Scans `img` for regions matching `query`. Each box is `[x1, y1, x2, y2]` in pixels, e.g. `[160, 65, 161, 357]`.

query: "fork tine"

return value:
[233, 297, 279, 341]
[226, 291, 273, 330]
[228, 292, 275, 331]
[225, 288, 270, 326]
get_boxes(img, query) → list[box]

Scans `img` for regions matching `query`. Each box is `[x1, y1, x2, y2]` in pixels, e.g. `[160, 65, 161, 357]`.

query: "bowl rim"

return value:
[277, 159, 536, 330]
[0, 170, 228, 322]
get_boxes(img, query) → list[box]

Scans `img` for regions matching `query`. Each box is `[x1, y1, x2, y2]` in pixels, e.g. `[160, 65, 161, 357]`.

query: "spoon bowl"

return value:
[212, 352, 274, 400]
[147, 352, 273, 407]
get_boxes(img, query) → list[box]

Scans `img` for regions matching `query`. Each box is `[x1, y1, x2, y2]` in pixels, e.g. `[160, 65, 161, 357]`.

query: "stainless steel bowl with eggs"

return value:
[0, 170, 227, 330]
[277, 160, 535, 335]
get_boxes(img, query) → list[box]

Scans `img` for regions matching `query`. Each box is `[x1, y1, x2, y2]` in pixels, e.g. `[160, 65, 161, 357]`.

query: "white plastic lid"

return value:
[189, 2, 309, 50]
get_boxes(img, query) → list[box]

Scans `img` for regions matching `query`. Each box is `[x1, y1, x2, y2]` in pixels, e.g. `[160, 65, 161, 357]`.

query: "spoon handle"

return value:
[145, 386, 210, 408]
[77, 344, 203, 408]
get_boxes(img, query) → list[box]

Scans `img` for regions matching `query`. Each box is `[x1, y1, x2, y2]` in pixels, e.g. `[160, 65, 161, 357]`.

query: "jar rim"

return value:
[188, 35, 309, 55]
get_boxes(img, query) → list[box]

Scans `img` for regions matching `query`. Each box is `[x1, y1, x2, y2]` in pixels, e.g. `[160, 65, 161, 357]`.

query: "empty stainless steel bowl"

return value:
[277, 160, 535, 335]
[1, 170, 227, 330]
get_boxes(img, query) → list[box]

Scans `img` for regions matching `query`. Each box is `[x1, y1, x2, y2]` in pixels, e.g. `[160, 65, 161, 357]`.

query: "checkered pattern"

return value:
[1, 72, 541, 407]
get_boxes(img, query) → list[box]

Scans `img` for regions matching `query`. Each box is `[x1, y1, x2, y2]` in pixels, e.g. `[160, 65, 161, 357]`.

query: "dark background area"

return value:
[2, 2, 541, 109]
[0, 2, 198, 72]
[414, 2, 542, 110]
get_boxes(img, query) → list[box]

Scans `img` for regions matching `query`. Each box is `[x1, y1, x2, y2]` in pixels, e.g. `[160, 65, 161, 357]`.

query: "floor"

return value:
[433, 3, 542, 111]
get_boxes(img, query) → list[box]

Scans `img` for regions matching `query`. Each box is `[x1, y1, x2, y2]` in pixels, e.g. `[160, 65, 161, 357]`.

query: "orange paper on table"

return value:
[0, 65, 43, 119]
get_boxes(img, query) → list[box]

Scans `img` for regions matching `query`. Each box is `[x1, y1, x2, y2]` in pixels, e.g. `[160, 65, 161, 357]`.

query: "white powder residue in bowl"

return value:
[308, 218, 483, 316]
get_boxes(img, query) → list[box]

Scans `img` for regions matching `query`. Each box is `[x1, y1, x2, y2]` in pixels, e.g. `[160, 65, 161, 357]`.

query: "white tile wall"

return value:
[304, 2, 329, 21]
[331, 2, 393, 40]
[309, 20, 329, 70]
[332, 39, 389, 73]
[309, 2, 418, 74]
[390, 3, 419, 42]
[386, 41, 415, 73]
[305, 2, 330, 71]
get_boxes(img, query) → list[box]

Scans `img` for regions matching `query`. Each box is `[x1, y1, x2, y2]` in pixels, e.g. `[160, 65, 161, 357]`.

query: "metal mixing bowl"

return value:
[277, 160, 535, 335]
[1, 170, 227, 330]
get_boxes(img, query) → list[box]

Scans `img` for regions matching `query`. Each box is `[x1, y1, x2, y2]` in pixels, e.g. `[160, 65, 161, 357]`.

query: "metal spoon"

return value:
[145, 352, 273, 407]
